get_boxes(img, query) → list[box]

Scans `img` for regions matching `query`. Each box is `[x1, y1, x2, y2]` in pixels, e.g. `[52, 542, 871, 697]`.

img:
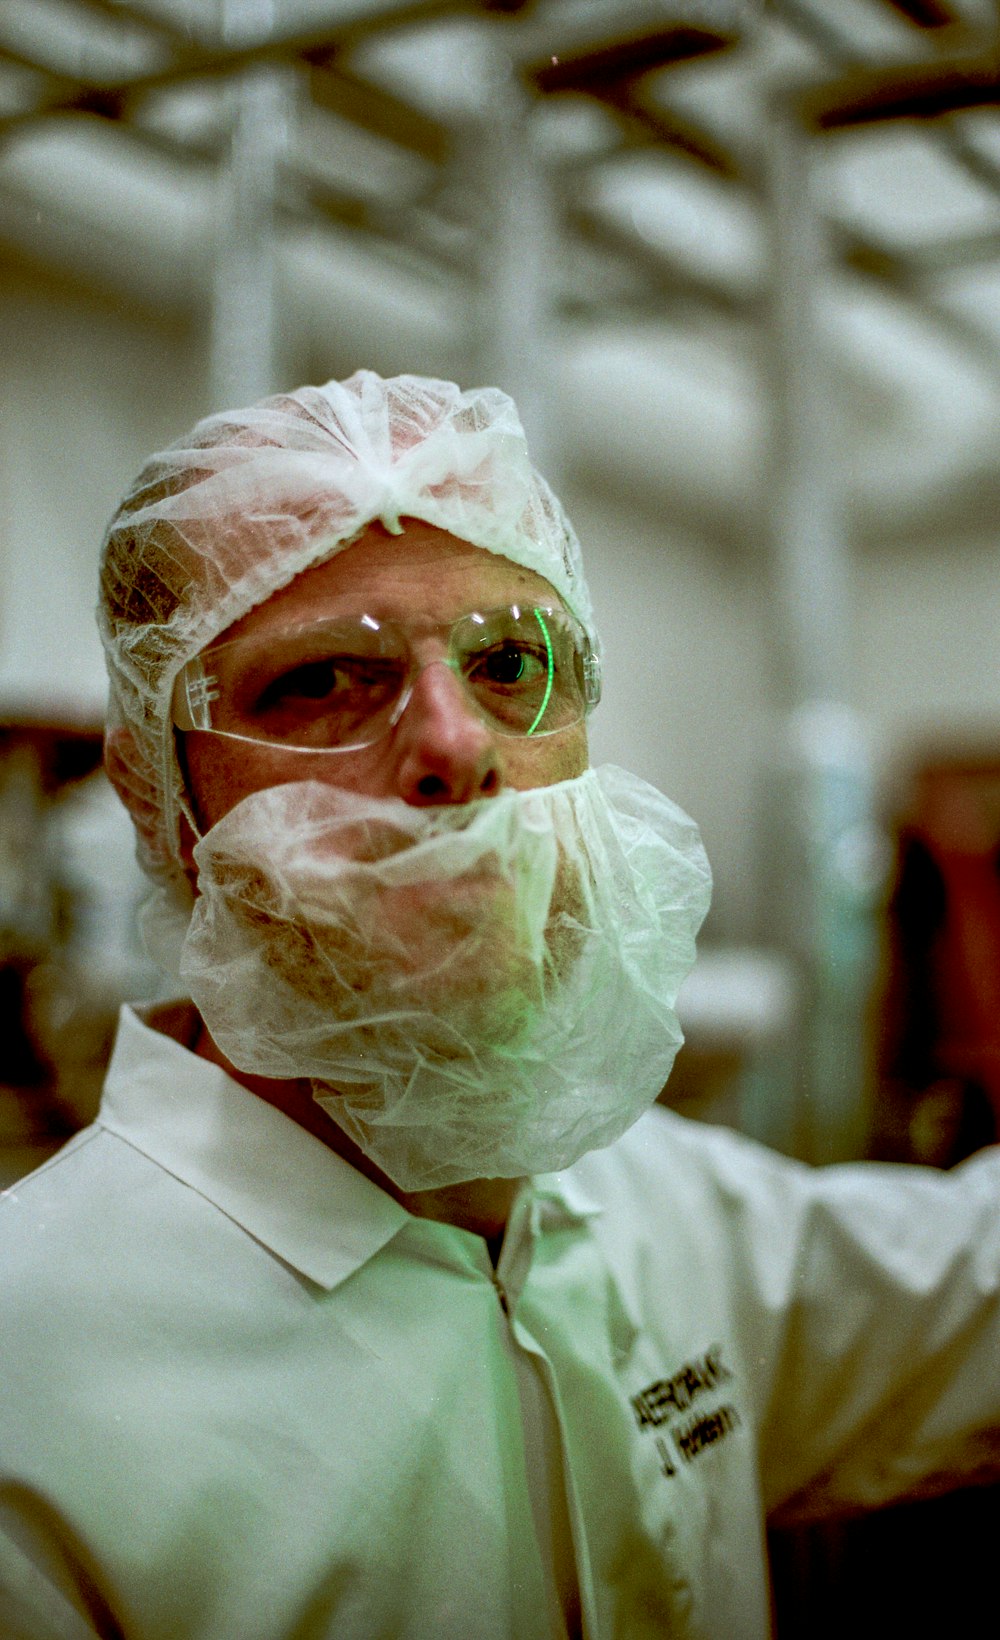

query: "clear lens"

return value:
[453, 607, 586, 736]
[173, 605, 599, 750]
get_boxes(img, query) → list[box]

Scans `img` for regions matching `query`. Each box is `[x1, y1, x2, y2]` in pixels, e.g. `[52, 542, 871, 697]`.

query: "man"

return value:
[2, 371, 999, 1640]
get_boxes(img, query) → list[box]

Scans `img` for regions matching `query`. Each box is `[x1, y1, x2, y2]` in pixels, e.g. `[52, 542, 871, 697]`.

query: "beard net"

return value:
[176, 764, 711, 1192]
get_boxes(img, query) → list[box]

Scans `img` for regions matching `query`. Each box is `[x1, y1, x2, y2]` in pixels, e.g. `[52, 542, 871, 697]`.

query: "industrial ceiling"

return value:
[2, 0, 999, 566]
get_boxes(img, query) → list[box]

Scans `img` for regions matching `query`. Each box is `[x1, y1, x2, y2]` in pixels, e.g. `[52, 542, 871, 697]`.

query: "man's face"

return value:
[181, 519, 589, 840]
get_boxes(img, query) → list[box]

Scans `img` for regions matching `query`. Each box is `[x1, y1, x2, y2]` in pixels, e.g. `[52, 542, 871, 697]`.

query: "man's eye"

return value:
[471, 642, 547, 688]
[255, 657, 397, 712]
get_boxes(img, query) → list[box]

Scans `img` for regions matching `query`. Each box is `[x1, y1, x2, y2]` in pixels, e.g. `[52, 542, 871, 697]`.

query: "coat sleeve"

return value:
[743, 1142, 1000, 1523]
[0, 1487, 116, 1640]
[0, 1536, 103, 1640]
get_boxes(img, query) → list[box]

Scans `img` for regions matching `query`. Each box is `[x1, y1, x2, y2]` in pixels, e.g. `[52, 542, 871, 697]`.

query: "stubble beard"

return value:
[197, 829, 590, 1068]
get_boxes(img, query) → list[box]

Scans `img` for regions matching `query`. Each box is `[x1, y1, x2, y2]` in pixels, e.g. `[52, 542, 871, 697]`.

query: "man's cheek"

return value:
[506, 726, 588, 793]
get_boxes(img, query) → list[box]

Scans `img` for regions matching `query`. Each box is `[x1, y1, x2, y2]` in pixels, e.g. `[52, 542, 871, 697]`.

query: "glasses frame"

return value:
[172, 603, 602, 754]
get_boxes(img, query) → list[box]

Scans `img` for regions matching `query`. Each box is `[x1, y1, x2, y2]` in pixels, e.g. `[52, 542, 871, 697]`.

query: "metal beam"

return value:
[531, 25, 734, 94]
[798, 53, 1000, 133]
[566, 204, 762, 320]
[0, 1, 473, 131]
[305, 62, 448, 162]
[529, 22, 741, 178]
[882, 0, 962, 27]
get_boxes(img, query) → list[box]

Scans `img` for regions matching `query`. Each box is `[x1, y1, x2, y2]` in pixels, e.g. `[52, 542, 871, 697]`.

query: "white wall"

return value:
[0, 262, 206, 718]
[568, 482, 768, 941]
[854, 537, 1000, 775]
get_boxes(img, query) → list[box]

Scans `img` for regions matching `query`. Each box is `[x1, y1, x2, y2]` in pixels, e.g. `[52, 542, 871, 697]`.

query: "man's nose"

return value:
[393, 661, 503, 806]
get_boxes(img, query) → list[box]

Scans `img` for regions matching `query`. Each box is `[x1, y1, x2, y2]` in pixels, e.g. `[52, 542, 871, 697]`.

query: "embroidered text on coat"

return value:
[630, 1346, 739, 1478]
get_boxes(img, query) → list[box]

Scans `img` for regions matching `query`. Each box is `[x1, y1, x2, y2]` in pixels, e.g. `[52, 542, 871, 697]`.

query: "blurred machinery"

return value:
[876, 749, 1000, 1165]
[0, 721, 157, 1183]
[0, 723, 90, 1151]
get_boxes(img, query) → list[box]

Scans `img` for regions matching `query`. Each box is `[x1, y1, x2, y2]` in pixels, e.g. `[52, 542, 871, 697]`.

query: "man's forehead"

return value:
[218, 519, 558, 646]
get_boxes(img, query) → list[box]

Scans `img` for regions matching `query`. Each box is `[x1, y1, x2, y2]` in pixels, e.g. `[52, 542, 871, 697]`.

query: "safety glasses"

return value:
[172, 603, 601, 751]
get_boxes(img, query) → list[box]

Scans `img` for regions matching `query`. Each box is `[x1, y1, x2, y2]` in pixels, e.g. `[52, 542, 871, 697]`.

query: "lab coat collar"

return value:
[100, 1005, 603, 1294]
[99, 1004, 410, 1292]
[530, 1169, 604, 1227]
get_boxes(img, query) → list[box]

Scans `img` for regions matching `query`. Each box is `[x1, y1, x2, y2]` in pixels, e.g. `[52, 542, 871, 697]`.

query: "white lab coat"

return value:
[2, 1005, 999, 1639]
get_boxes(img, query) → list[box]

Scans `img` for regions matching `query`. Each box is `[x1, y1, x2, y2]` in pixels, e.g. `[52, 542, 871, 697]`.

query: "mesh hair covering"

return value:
[98, 370, 597, 895]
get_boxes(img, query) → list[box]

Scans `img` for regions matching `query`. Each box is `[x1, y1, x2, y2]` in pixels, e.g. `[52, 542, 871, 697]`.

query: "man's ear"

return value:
[104, 723, 154, 827]
[104, 723, 199, 889]
[176, 811, 199, 882]
[170, 732, 200, 882]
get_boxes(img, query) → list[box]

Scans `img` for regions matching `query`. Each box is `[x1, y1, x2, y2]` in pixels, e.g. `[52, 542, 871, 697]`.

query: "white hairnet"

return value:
[98, 371, 597, 893]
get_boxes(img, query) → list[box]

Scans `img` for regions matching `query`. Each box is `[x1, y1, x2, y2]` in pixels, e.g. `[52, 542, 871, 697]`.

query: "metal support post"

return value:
[210, 5, 295, 410]
[461, 33, 558, 481]
[760, 107, 883, 1163]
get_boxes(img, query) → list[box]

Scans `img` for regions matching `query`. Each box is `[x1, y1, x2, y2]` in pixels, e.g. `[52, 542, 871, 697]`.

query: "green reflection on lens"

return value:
[527, 608, 555, 736]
